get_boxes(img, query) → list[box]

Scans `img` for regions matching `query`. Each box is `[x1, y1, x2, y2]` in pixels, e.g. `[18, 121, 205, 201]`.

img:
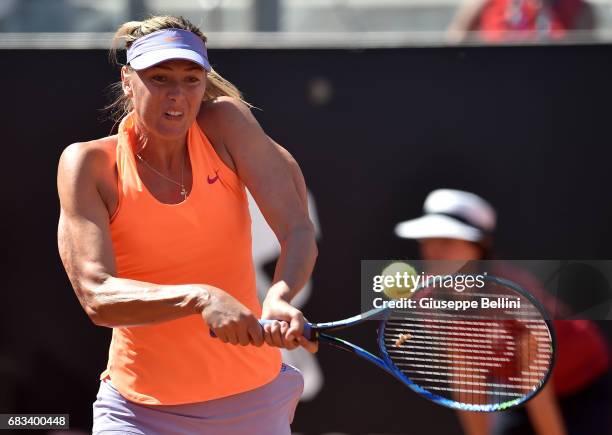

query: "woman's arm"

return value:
[202, 97, 318, 350]
[457, 411, 490, 435]
[526, 380, 568, 435]
[57, 141, 264, 345]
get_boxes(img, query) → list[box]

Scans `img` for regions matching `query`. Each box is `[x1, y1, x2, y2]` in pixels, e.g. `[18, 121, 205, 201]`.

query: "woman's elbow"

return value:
[76, 278, 112, 327]
[80, 294, 107, 326]
[84, 303, 106, 326]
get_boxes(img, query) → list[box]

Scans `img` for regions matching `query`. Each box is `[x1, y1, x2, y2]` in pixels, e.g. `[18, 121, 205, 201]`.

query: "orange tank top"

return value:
[100, 113, 281, 405]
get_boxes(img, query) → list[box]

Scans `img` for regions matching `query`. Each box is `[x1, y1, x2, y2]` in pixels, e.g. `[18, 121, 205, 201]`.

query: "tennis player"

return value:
[395, 189, 611, 435]
[57, 15, 318, 435]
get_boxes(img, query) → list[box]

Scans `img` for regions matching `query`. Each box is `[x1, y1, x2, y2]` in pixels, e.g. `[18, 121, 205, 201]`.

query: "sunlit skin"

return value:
[121, 59, 207, 170]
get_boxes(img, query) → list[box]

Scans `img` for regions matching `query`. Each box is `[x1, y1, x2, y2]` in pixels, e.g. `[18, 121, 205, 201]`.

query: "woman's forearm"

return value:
[270, 224, 318, 301]
[82, 275, 210, 327]
[526, 382, 567, 435]
[457, 411, 490, 435]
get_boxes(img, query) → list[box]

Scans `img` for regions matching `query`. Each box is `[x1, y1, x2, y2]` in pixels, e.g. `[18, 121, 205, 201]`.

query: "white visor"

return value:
[129, 47, 211, 71]
[394, 215, 484, 242]
[126, 28, 212, 72]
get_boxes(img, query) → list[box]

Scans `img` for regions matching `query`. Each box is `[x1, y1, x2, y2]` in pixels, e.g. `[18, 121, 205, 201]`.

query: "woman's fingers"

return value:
[299, 336, 319, 353]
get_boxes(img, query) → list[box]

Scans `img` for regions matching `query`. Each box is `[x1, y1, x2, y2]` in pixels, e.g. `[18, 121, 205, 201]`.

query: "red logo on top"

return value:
[207, 170, 220, 184]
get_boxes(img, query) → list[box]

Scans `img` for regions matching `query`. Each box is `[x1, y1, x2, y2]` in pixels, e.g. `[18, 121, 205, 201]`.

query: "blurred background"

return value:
[3, 0, 612, 44]
[3, 0, 612, 434]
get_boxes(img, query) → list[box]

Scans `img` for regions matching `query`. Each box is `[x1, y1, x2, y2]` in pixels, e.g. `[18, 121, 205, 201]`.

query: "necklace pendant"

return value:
[181, 186, 187, 199]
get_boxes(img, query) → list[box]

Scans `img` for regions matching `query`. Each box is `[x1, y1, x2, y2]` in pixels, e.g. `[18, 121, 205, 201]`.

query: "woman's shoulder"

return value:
[59, 135, 118, 182]
[198, 95, 250, 116]
[58, 135, 120, 212]
[196, 97, 253, 172]
[197, 96, 253, 135]
[60, 135, 118, 172]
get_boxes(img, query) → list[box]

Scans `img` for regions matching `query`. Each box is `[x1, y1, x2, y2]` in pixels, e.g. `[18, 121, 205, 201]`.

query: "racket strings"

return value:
[382, 282, 553, 409]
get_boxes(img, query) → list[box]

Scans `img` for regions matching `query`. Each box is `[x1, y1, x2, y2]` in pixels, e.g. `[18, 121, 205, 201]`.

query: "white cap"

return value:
[394, 189, 496, 242]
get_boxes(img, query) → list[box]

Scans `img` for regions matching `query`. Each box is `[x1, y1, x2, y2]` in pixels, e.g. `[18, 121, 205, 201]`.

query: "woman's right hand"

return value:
[199, 286, 264, 346]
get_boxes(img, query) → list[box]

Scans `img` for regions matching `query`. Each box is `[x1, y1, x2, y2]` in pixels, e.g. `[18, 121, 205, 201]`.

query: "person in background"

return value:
[394, 189, 611, 435]
[447, 0, 595, 43]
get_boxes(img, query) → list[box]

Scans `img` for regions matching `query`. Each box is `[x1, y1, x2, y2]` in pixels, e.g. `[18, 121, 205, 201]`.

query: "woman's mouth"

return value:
[164, 111, 184, 119]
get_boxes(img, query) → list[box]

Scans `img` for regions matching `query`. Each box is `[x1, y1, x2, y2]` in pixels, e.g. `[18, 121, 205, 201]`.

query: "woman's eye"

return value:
[186, 76, 200, 83]
[152, 75, 166, 82]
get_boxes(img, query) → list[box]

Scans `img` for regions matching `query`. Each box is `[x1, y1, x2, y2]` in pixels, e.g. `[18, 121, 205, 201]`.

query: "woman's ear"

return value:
[121, 66, 133, 97]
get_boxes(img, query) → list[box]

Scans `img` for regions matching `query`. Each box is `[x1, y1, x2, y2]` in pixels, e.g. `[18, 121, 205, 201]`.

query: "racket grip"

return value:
[259, 320, 315, 340]
[209, 319, 314, 341]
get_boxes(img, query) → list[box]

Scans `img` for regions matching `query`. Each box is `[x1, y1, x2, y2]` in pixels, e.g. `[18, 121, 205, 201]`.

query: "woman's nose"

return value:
[167, 84, 183, 100]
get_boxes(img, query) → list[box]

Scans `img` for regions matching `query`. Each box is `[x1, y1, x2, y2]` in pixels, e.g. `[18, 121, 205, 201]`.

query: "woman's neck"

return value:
[132, 120, 188, 172]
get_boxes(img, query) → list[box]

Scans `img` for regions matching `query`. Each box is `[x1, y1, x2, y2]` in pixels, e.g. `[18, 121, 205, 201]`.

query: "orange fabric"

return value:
[100, 113, 281, 405]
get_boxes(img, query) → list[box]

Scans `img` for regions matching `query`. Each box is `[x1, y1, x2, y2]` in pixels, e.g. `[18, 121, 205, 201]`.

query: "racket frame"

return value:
[376, 274, 557, 411]
[303, 275, 556, 412]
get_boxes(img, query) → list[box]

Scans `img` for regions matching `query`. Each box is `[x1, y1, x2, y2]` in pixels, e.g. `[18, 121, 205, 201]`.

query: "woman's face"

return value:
[419, 238, 482, 261]
[122, 59, 207, 140]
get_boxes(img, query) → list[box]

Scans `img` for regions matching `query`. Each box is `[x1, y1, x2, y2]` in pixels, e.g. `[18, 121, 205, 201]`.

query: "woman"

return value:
[395, 189, 610, 435]
[57, 15, 318, 435]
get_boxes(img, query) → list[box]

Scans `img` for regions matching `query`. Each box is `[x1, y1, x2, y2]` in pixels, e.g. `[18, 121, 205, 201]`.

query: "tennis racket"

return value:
[214, 274, 556, 412]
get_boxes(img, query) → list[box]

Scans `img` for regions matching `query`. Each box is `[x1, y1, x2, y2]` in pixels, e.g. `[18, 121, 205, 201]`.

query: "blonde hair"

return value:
[105, 15, 249, 123]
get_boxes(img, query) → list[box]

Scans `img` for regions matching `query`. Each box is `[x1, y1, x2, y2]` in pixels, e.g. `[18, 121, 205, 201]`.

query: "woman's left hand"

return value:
[261, 286, 318, 353]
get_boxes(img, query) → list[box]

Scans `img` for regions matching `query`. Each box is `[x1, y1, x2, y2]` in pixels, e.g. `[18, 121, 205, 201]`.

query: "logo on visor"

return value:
[164, 36, 181, 42]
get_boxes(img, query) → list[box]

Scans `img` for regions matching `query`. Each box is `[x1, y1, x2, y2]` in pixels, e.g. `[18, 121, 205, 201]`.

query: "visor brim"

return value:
[129, 48, 211, 72]
[394, 215, 484, 242]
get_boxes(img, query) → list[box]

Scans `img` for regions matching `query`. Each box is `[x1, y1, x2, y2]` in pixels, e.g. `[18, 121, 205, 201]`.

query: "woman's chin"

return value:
[154, 123, 191, 140]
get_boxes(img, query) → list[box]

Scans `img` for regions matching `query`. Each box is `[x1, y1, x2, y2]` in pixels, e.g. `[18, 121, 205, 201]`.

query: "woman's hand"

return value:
[261, 282, 318, 353]
[200, 286, 264, 346]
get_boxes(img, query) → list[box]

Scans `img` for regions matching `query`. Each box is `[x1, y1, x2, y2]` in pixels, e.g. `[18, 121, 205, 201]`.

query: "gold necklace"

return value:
[135, 149, 187, 200]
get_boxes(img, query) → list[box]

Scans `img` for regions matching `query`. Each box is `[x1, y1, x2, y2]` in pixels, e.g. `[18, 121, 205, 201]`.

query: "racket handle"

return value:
[209, 319, 314, 341]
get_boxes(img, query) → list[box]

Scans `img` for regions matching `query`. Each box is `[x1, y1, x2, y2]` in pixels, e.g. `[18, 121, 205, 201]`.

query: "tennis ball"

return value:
[381, 262, 418, 300]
